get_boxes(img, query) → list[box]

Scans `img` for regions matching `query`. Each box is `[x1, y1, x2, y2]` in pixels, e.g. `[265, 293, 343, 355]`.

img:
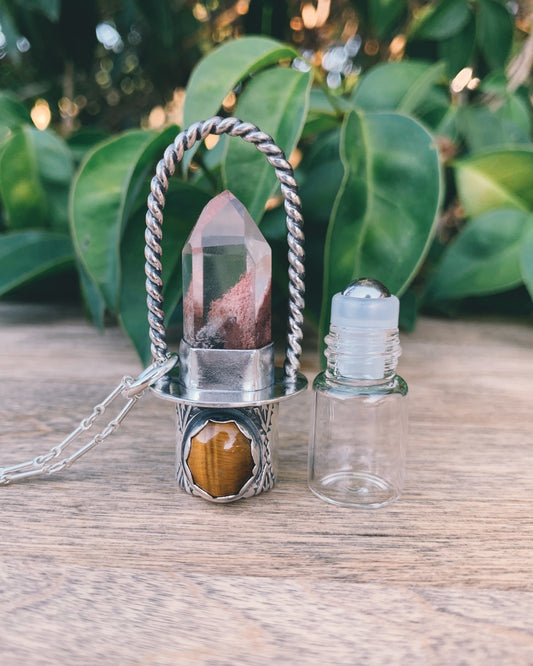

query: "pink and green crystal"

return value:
[182, 190, 272, 350]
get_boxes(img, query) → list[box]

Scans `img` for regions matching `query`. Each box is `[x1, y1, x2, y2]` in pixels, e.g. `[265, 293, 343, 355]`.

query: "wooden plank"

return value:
[0, 303, 532, 664]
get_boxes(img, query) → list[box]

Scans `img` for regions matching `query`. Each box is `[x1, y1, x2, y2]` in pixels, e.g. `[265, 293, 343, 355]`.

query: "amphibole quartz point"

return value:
[182, 190, 272, 350]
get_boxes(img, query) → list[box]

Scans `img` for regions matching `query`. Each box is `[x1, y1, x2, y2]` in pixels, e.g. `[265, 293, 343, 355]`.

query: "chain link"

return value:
[0, 355, 177, 486]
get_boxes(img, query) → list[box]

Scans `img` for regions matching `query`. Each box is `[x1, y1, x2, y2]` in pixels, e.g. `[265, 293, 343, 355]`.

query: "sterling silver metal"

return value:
[0, 119, 306, 493]
[0, 355, 177, 486]
[143, 118, 307, 503]
[152, 366, 307, 408]
[178, 340, 275, 393]
[343, 278, 391, 299]
[144, 116, 305, 382]
[175, 403, 277, 502]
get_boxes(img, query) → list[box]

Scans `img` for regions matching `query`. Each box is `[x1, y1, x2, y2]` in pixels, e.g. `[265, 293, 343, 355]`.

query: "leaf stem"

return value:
[314, 67, 345, 118]
[299, 53, 344, 118]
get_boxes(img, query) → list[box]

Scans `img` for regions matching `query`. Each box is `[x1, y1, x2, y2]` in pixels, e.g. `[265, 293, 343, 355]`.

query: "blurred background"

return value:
[1, 0, 532, 360]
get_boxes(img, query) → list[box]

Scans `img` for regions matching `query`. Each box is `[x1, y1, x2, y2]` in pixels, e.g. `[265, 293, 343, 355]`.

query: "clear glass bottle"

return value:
[308, 278, 408, 508]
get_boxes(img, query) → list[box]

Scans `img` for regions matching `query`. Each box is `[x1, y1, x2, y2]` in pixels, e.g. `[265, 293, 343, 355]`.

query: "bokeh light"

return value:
[30, 99, 51, 131]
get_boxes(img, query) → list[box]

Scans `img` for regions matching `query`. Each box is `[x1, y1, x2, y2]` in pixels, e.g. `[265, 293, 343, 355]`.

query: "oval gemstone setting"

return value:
[186, 419, 254, 498]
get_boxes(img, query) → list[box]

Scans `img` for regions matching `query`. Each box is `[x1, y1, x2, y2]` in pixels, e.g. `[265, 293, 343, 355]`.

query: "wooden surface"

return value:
[0, 302, 532, 665]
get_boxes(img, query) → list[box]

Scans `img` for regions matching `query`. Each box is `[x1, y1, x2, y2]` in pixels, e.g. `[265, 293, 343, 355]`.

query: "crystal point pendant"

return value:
[143, 122, 308, 505]
[175, 191, 277, 502]
[182, 190, 271, 350]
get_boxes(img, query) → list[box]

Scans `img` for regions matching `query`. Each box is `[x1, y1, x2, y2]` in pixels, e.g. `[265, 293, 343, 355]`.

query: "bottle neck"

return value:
[325, 324, 401, 383]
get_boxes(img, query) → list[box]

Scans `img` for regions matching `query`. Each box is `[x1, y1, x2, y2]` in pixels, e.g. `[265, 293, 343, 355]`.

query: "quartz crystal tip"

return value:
[182, 191, 272, 350]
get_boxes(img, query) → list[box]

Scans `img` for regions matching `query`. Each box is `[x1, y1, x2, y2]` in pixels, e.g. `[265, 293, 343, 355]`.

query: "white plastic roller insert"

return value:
[329, 278, 400, 380]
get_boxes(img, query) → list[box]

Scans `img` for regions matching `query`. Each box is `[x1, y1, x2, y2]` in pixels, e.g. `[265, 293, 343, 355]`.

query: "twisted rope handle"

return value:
[144, 116, 305, 381]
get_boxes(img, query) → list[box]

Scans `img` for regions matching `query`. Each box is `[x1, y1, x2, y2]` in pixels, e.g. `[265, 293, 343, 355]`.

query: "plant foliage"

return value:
[1, 0, 532, 362]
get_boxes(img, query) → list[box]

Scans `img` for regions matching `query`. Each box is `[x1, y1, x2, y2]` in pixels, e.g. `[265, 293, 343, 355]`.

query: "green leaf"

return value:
[399, 288, 418, 331]
[0, 230, 73, 296]
[302, 111, 339, 138]
[303, 89, 340, 137]
[303, 127, 342, 165]
[201, 132, 228, 172]
[77, 259, 106, 329]
[0, 92, 32, 147]
[301, 131, 344, 224]
[370, 0, 407, 37]
[301, 131, 343, 216]
[0, 5, 22, 65]
[434, 104, 460, 141]
[520, 226, 533, 302]
[479, 70, 508, 95]
[189, 133, 227, 193]
[457, 105, 528, 152]
[300, 130, 344, 324]
[70, 126, 178, 311]
[321, 110, 441, 335]
[438, 12, 476, 76]
[67, 128, 110, 164]
[411, 0, 471, 40]
[426, 209, 530, 301]
[0, 126, 73, 232]
[308, 87, 338, 115]
[184, 37, 297, 128]
[454, 148, 533, 218]
[19, 0, 61, 21]
[397, 62, 447, 116]
[351, 60, 447, 120]
[495, 94, 532, 137]
[301, 159, 344, 226]
[119, 180, 211, 363]
[260, 204, 287, 242]
[183, 36, 297, 171]
[477, 0, 513, 70]
[223, 67, 311, 222]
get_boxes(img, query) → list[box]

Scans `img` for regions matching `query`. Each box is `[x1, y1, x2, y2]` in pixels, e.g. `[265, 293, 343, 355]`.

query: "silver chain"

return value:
[0, 355, 177, 486]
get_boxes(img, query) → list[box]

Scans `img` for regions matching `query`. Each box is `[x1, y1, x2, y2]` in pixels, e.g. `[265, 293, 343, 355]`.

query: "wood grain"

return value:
[0, 303, 532, 665]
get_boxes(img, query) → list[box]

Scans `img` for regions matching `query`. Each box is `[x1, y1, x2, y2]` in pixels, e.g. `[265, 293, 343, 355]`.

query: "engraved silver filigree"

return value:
[175, 402, 277, 502]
